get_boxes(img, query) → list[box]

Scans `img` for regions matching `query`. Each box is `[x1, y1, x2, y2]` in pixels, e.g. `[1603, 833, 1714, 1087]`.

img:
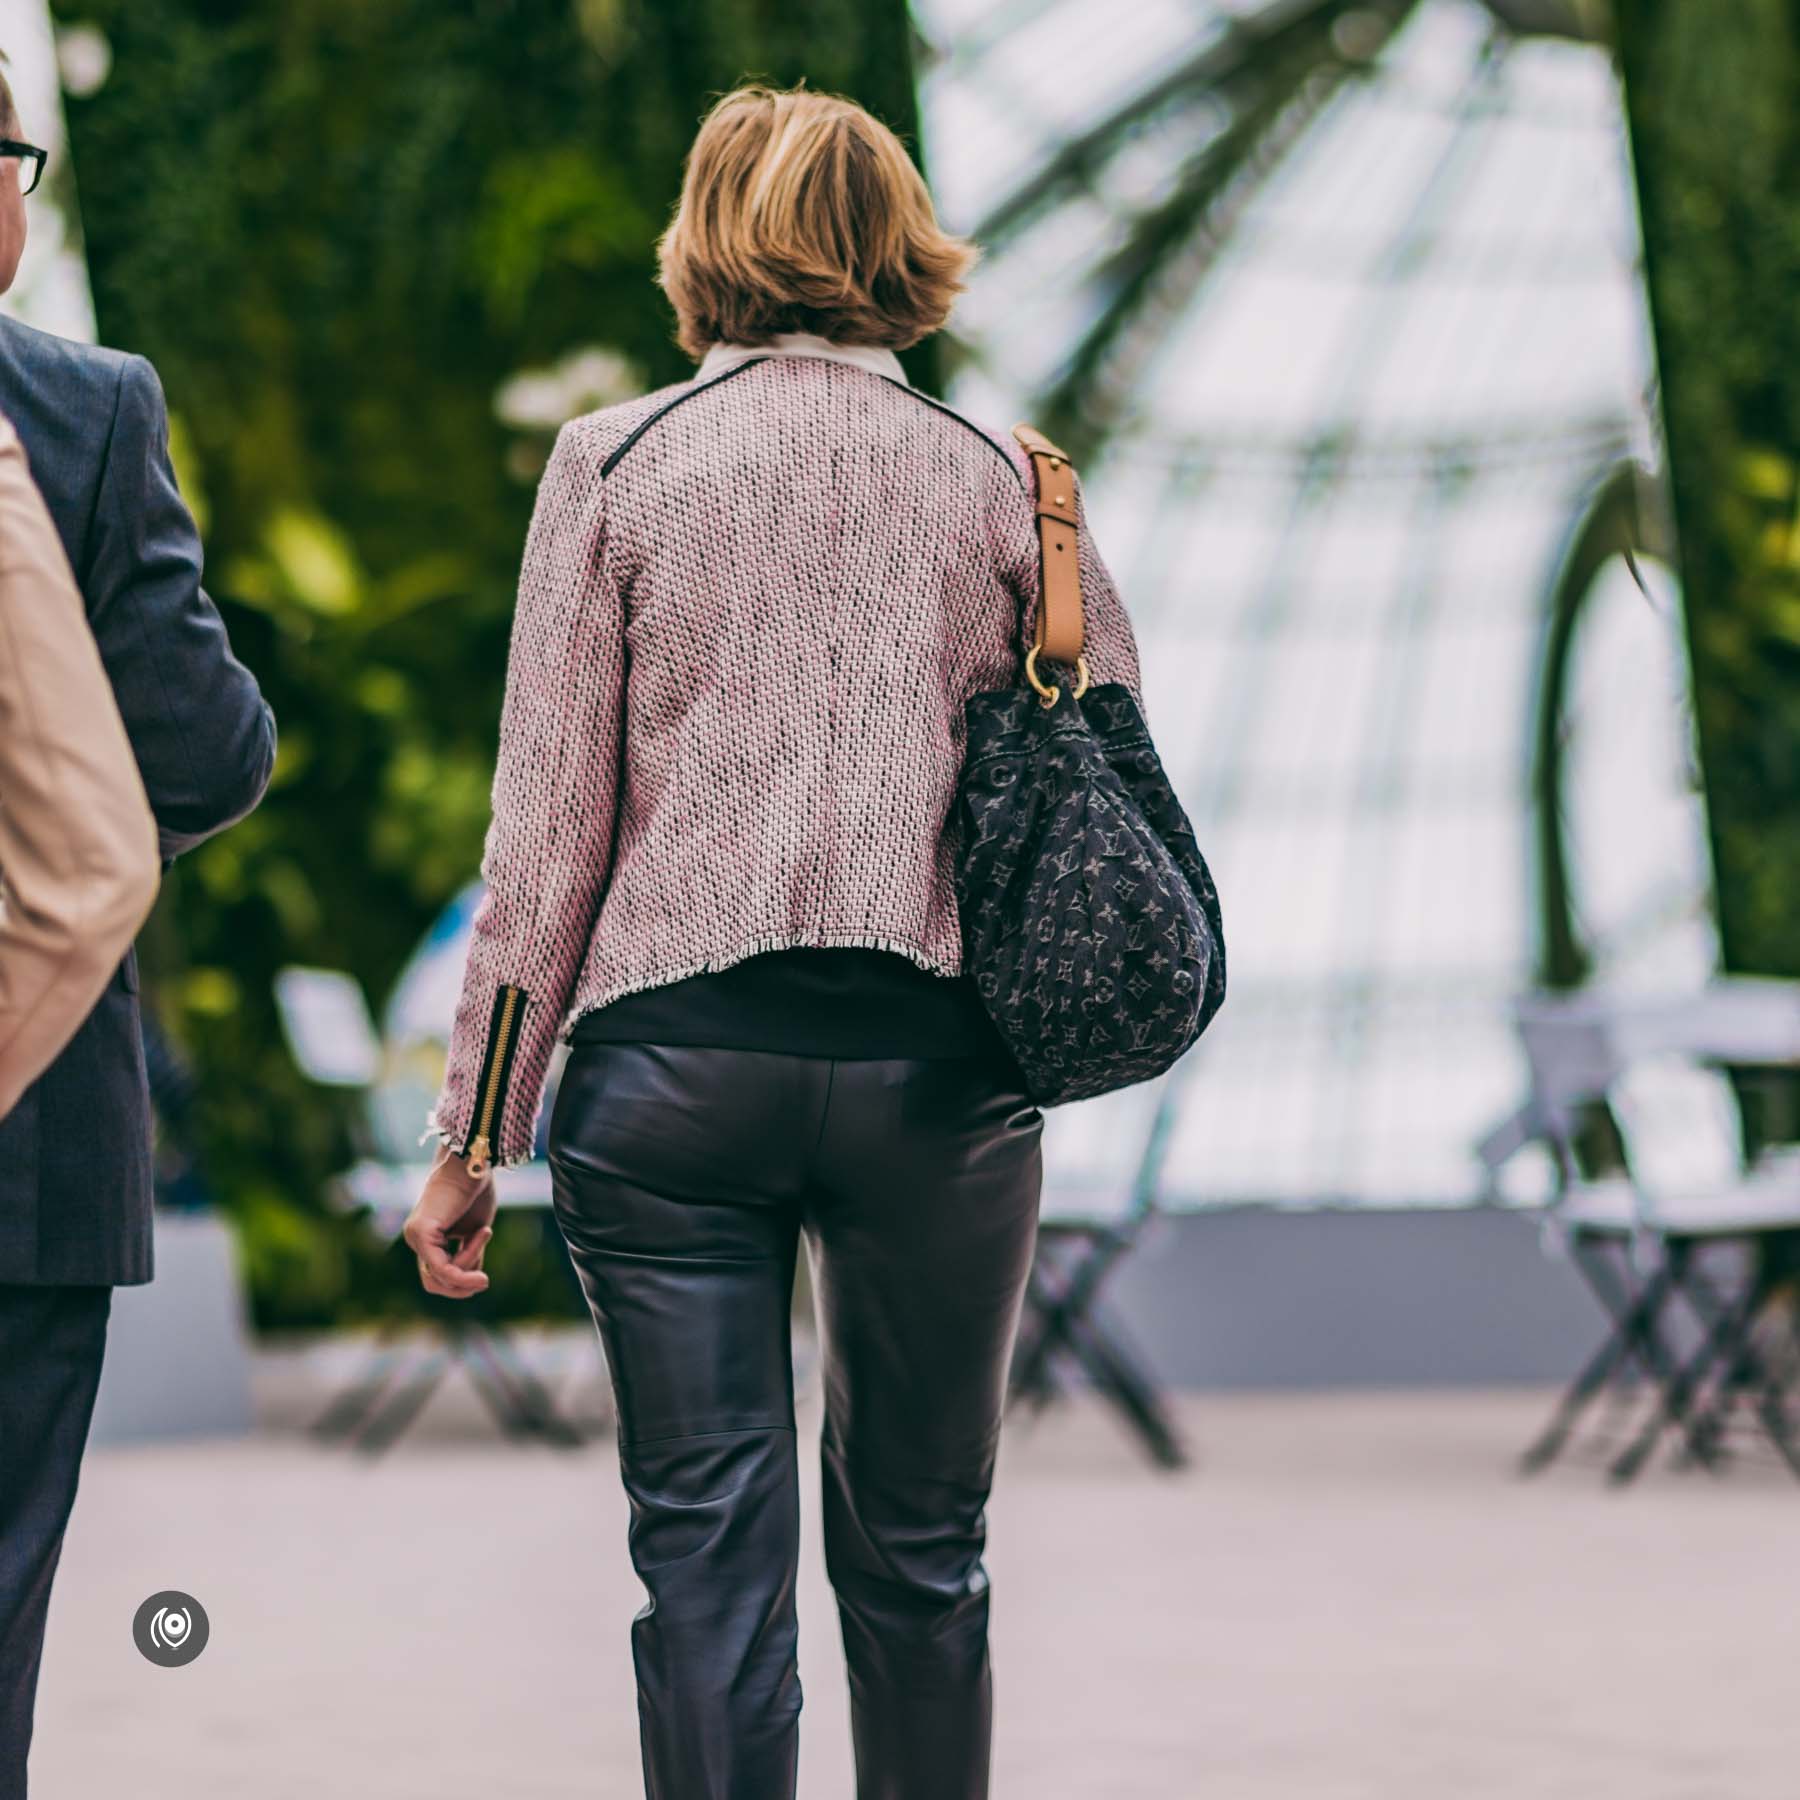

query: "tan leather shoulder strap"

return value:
[1011, 423, 1085, 666]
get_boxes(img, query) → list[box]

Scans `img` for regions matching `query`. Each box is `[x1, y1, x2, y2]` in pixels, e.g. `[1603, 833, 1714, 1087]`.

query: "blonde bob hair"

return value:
[657, 84, 976, 360]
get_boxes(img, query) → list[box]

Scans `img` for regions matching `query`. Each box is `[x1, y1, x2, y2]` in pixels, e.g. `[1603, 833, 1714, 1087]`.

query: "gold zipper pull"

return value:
[465, 1135, 492, 1178]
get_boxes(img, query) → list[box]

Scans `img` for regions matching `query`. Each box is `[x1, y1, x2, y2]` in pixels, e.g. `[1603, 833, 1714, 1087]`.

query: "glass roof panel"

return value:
[917, 0, 1695, 1208]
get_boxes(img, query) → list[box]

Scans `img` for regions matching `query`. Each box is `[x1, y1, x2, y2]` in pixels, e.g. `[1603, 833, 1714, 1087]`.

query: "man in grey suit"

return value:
[0, 77, 274, 1794]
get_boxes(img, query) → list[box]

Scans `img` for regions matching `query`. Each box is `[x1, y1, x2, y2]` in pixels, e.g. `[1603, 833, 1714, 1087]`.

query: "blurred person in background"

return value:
[404, 83, 1145, 1800]
[0, 67, 276, 1799]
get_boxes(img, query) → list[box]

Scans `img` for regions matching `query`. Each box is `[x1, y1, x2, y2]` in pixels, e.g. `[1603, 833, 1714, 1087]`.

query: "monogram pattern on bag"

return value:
[955, 681, 1226, 1106]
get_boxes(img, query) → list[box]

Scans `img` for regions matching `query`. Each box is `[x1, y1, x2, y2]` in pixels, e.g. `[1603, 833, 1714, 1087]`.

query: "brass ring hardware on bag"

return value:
[1025, 646, 1091, 708]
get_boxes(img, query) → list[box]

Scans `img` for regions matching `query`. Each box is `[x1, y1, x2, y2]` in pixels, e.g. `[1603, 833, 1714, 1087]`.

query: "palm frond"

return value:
[1031, 0, 1423, 460]
[973, 0, 1413, 247]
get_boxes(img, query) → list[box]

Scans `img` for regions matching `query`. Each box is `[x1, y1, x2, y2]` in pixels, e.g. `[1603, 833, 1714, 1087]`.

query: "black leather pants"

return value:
[548, 1043, 1045, 1800]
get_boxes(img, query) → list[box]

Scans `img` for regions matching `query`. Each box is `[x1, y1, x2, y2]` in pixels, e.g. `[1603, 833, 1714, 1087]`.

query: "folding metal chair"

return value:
[276, 967, 600, 1454]
[1482, 979, 1800, 1484]
[1008, 1079, 1190, 1469]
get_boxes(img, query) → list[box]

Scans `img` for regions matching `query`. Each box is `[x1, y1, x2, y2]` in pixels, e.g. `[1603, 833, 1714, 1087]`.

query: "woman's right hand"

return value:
[402, 1144, 498, 1298]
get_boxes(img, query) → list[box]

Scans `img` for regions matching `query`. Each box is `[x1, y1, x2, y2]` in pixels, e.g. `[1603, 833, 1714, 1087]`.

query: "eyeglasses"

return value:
[0, 141, 46, 197]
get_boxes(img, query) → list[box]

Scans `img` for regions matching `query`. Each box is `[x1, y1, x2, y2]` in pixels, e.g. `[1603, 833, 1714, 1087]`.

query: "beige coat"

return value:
[0, 411, 158, 1118]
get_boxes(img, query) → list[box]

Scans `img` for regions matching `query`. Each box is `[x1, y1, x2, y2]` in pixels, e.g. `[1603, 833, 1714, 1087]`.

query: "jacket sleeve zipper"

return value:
[464, 983, 526, 1177]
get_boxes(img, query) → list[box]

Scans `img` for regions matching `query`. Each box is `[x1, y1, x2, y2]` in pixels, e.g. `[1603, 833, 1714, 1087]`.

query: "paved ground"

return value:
[29, 1330, 1800, 1799]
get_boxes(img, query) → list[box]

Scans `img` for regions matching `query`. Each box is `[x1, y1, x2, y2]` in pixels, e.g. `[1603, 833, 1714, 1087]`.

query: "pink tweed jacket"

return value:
[426, 337, 1145, 1168]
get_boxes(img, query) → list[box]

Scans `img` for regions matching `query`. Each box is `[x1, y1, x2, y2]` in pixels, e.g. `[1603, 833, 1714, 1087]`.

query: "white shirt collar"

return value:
[696, 332, 908, 387]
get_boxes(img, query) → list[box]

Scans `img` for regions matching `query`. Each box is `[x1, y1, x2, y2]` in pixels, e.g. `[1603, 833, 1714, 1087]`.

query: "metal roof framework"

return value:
[917, 0, 1711, 1209]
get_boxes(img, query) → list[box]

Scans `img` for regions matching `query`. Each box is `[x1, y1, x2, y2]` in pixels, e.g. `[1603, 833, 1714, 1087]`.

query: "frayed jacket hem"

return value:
[560, 931, 964, 1041]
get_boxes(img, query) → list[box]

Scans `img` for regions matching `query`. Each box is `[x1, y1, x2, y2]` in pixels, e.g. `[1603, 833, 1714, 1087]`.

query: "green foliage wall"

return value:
[61, 0, 928, 1325]
[1616, 1, 1800, 983]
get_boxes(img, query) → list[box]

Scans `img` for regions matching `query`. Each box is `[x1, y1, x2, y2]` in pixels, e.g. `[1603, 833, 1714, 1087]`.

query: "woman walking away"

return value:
[405, 83, 1148, 1800]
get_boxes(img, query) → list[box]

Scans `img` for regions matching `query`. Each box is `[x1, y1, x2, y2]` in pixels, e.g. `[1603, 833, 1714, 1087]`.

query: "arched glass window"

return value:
[919, 0, 1694, 1209]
